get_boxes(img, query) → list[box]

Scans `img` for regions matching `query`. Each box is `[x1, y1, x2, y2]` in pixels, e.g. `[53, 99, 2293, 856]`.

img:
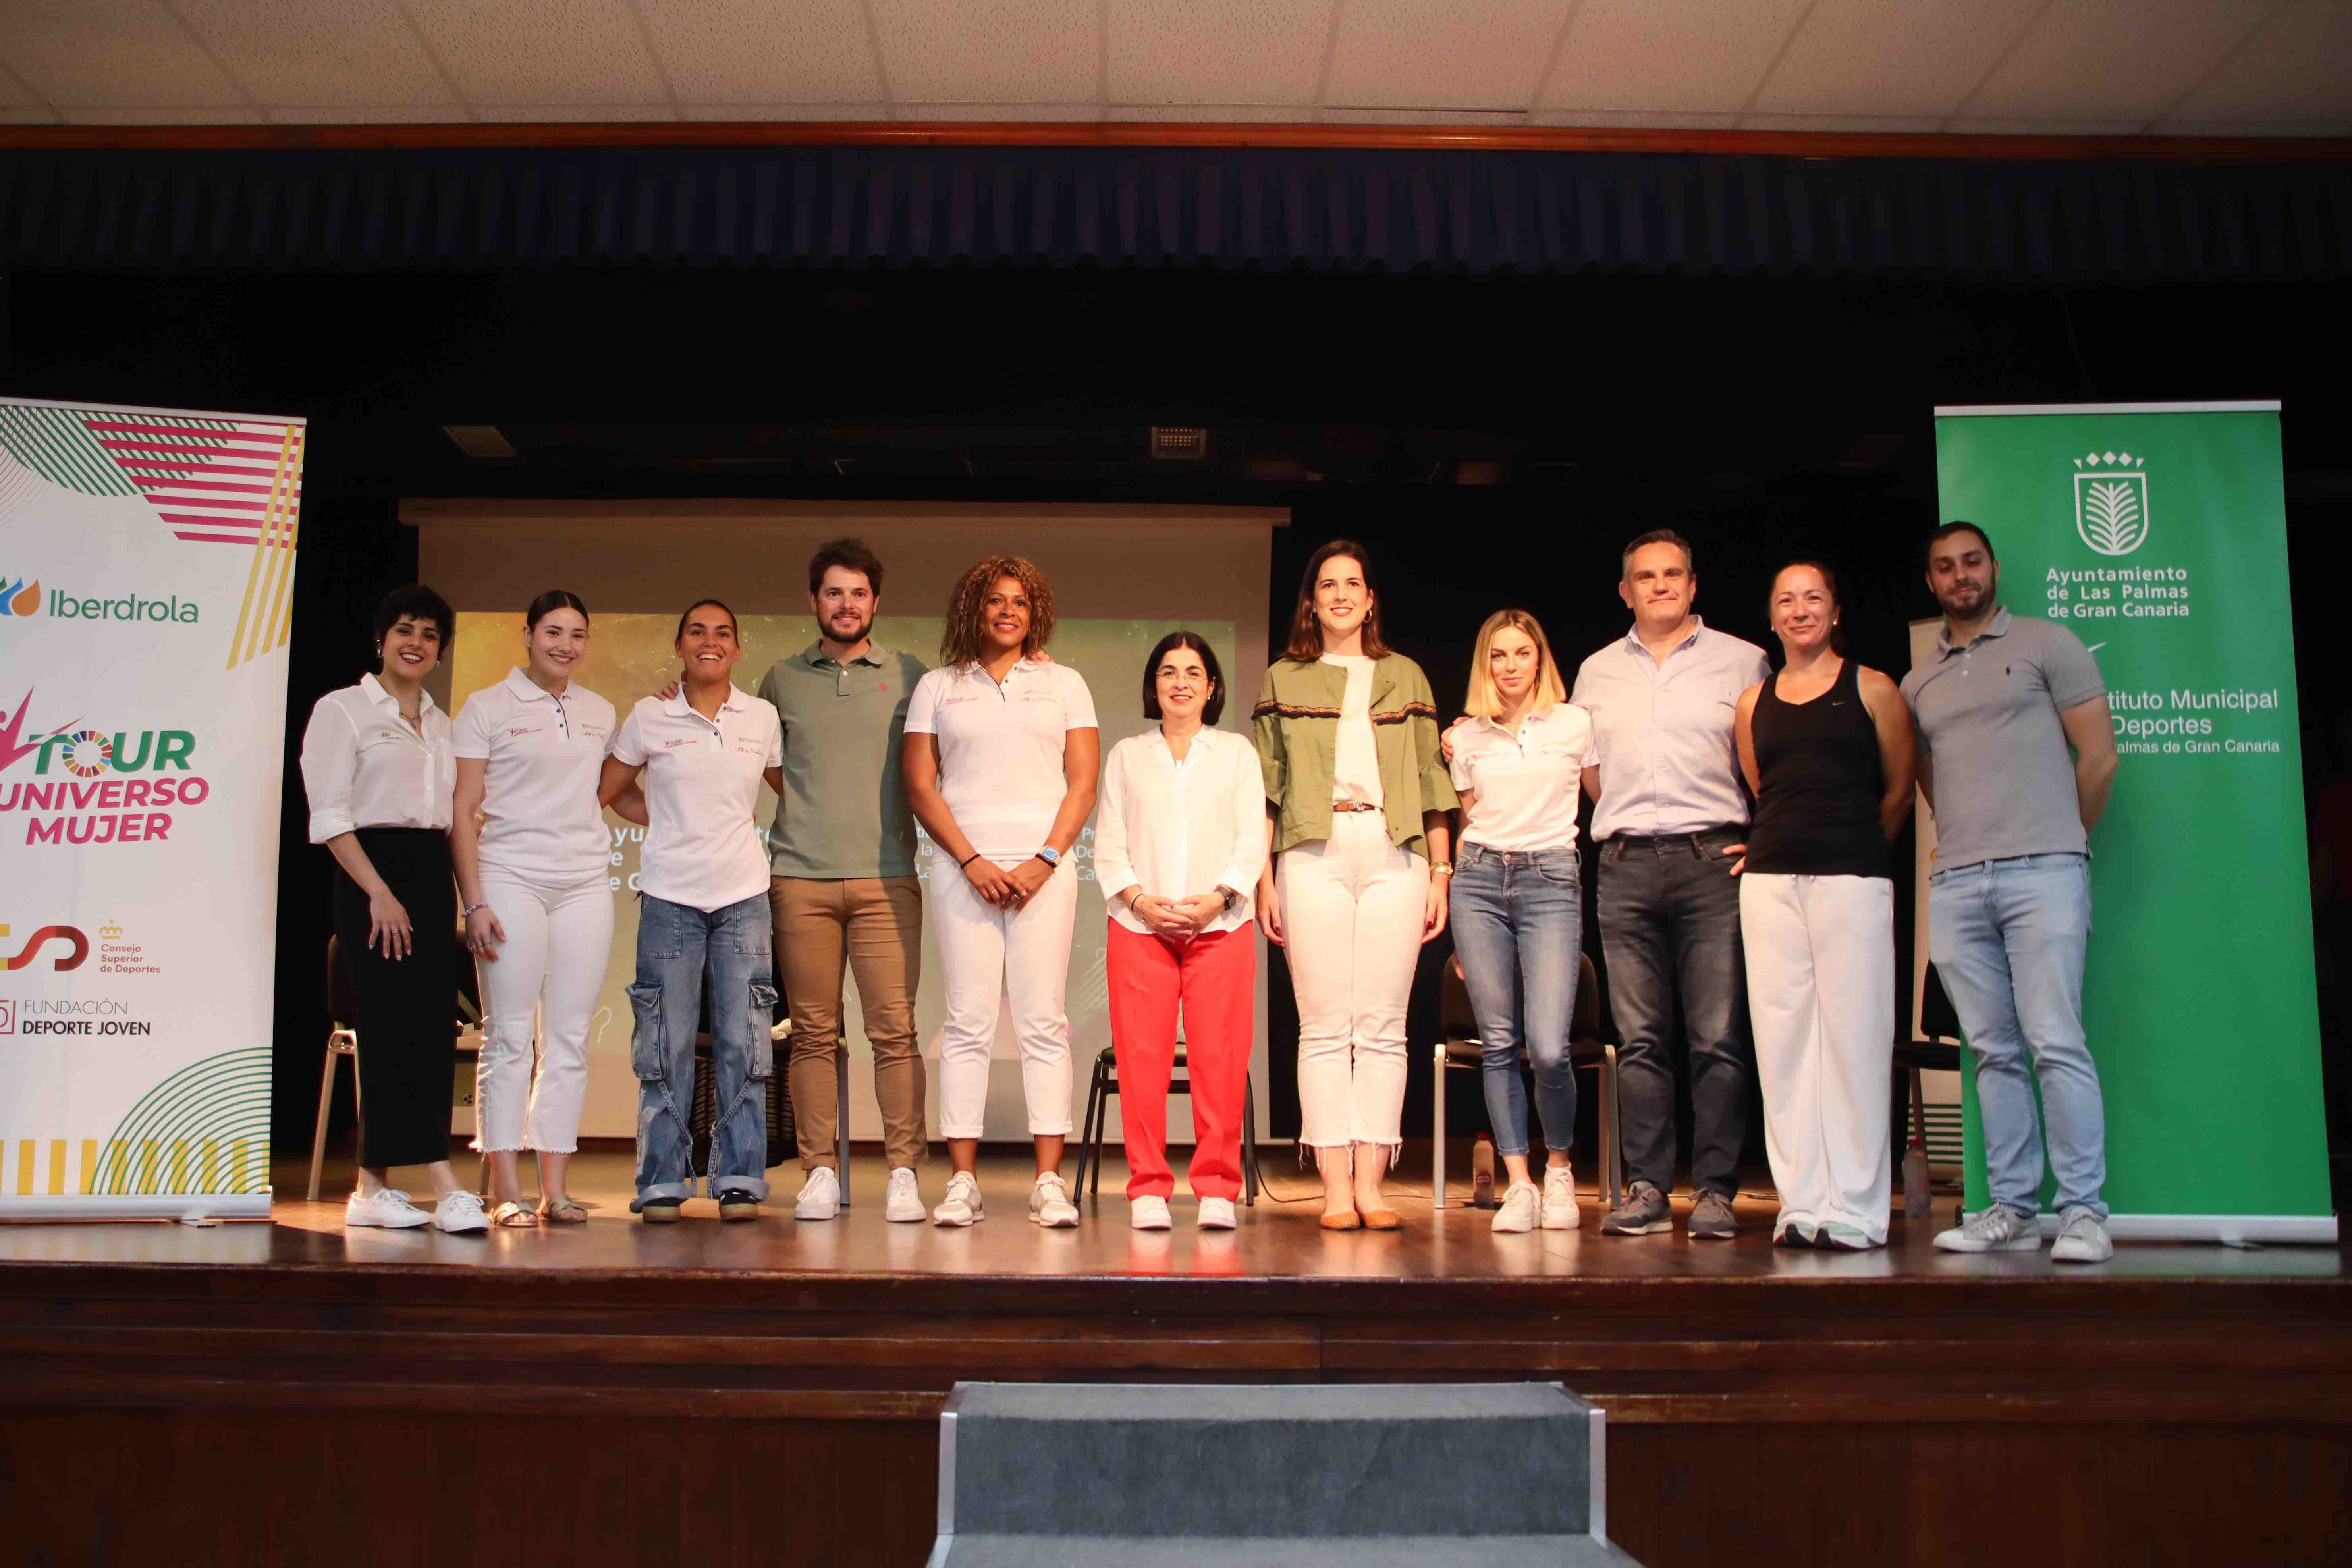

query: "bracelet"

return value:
[461, 902, 491, 918]
[957, 852, 982, 869]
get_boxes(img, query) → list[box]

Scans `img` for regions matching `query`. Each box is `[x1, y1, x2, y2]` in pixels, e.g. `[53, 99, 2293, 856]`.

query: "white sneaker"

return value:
[344, 1187, 430, 1229]
[2050, 1205, 2113, 1263]
[1131, 1195, 1172, 1230]
[933, 1170, 984, 1227]
[1934, 1205, 2042, 1253]
[1030, 1171, 1079, 1228]
[884, 1167, 925, 1223]
[432, 1190, 489, 1234]
[1491, 1182, 1540, 1234]
[794, 1166, 840, 1221]
[1198, 1196, 1237, 1230]
[1540, 1164, 1580, 1230]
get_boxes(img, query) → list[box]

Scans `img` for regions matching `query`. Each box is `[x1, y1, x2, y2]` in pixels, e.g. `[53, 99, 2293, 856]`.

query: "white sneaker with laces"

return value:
[1197, 1196, 1237, 1230]
[344, 1188, 430, 1229]
[1491, 1181, 1540, 1234]
[933, 1170, 984, 1227]
[1030, 1171, 1079, 1228]
[884, 1167, 925, 1223]
[1130, 1195, 1172, 1230]
[2050, 1205, 2113, 1263]
[795, 1166, 840, 1221]
[1540, 1164, 1580, 1230]
[432, 1190, 489, 1234]
[1933, 1204, 2041, 1253]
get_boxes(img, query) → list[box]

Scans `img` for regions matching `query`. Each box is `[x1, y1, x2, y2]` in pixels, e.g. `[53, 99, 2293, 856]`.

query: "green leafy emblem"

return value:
[2084, 480, 2142, 553]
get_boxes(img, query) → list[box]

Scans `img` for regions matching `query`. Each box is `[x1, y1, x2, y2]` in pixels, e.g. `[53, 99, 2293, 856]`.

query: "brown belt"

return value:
[1331, 800, 1383, 814]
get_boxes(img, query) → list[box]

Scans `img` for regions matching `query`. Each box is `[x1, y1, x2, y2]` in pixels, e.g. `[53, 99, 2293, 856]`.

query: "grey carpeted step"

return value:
[932, 1534, 1642, 1566]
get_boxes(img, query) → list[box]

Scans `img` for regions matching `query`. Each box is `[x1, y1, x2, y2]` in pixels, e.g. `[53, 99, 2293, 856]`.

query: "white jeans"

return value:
[932, 856, 1079, 1138]
[472, 866, 614, 1155]
[1740, 872, 1895, 1242]
[1279, 811, 1428, 1152]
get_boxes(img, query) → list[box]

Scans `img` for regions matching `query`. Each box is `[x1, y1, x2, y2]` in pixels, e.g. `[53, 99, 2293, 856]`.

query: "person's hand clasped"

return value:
[999, 855, 1055, 910]
[465, 905, 506, 959]
[963, 854, 1019, 907]
[368, 889, 414, 960]
[1174, 892, 1225, 933]
[1130, 894, 1194, 938]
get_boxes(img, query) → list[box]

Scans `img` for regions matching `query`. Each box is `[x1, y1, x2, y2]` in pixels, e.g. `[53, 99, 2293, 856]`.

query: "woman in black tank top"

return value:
[1732, 563, 1916, 1252]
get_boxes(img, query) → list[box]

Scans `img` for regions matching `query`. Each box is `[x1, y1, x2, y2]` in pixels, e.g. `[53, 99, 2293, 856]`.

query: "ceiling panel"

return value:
[1106, 0, 1334, 108]
[472, 102, 680, 122]
[895, 101, 1104, 122]
[266, 103, 472, 124]
[870, 0, 1099, 105]
[1111, 104, 1319, 122]
[1739, 112, 1948, 132]
[1325, 0, 1572, 111]
[1752, 0, 2045, 118]
[401, 0, 669, 108]
[0, 0, 245, 108]
[0, 106, 65, 123]
[1541, 0, 1811, 114]
[1965, 0, 2272, 121]
[176, 0, 454, 109]
[1945, 116, 2147, 135]
[2159, 0, 2352, 125]
[679, 102, 894, 123]
[1532, 108, 1740, 128]
[641, 0, 883, 106]
[62, 105, 266, 125]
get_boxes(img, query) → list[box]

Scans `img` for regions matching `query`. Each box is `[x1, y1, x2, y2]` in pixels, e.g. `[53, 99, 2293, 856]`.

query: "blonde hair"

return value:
[1463, 608, 1566, 720]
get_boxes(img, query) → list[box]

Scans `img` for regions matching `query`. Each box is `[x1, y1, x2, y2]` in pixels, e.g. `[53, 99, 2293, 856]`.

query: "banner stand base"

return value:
[0, 1195, 272, 1223]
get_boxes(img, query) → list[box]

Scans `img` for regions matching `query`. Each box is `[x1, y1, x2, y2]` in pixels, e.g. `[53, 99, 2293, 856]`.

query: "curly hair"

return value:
[941, 554, 1056, 667]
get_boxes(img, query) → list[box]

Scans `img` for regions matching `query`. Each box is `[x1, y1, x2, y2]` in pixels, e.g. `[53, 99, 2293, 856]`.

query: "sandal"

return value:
[489, 1200, 540, 1229]
[538, 1195, 589, 1224]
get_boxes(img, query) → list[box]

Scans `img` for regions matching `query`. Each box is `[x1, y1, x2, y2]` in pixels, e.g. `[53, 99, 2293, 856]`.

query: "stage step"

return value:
[927, 1381, 1641, 1566]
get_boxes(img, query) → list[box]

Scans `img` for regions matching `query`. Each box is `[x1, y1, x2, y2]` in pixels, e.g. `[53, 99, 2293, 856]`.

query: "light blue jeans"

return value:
[1450, 842, 1583, 1160]
[628, 891, 776, 1208]
[1928, 852, 2107, 1219]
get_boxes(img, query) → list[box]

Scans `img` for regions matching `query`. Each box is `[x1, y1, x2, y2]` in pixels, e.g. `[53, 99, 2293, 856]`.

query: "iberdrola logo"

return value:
[0, 575, 40, 616]
[2073, 451, 2149, 557]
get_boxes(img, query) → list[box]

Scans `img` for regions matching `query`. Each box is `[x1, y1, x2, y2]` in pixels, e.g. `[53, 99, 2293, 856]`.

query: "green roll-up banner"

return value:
[1930, 403, 2334, 1243]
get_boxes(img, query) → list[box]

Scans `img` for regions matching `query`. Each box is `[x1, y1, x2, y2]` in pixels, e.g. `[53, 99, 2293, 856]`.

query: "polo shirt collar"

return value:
[1621, 616, 1706, 658]
[1935, 605, 2013, 659]
[803, 639, 888, 670]
[661, 684, 748, 718]
[361, 672, 439, 715]
[502, 665, 563, 704]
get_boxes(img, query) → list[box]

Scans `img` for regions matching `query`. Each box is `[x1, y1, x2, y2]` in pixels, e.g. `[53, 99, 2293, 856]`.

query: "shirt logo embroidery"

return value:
[662, 737, 697, 748]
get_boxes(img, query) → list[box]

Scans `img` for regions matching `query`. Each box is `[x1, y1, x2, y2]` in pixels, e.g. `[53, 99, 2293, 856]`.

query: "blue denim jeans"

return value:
[1928, 852, 2107, 1219]
[628, 891, 776, 1208]
[1451, 842, 1583, 1159]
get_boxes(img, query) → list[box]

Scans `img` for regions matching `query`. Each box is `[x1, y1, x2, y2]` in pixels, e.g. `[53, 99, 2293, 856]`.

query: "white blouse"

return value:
[300, 674, 454, 842]
[1093, 726, 1266, 937]
[452, 667, 618, 884]
[1321, 654, 1383, 807]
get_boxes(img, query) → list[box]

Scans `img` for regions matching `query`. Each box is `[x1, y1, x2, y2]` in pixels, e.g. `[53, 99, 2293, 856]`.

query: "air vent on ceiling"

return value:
[1149, 426, 1208, 461]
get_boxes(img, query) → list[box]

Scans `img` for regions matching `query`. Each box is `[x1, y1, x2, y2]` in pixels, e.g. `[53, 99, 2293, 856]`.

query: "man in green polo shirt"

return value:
[757, 538, 934, 1224]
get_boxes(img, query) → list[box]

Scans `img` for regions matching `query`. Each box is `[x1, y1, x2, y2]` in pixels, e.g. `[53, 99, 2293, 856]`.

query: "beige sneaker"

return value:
[1540, 1164, 1580, 1230]
[1491, 1182, 1540, 1234]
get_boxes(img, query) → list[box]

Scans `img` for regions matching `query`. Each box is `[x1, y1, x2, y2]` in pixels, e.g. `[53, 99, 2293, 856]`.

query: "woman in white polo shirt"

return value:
[903, 555, 1100, 1229]
[598, 599, 784, 1223]
[450, 590, 617, 1228]
[1447, 609, 1598, 1236]
[298, 584, 485, 1234]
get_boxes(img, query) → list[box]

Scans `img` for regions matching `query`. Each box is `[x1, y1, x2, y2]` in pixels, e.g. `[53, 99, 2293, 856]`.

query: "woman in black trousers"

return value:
[298, 585, 486, 1234]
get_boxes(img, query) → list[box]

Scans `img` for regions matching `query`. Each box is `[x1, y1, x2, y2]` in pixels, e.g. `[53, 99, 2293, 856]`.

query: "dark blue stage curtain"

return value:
[2, 144, 2347, 281]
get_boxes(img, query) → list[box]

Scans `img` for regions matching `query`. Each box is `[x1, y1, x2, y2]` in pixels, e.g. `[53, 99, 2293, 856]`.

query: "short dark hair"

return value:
[1928, 520, 1996, 566]
[808, 537, 884, 596]
[674, 598, 738, 643]
[373, 584, 454, 650]
[1283, 539, 1390, 662]
[525, 589, 589, 630]
[1621, 530, 1694, 580]
[1140, 631, 1226, 725]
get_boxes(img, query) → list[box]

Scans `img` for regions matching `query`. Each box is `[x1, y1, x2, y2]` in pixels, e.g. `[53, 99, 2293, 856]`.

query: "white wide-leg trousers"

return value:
[932, 856, 1079, 1139]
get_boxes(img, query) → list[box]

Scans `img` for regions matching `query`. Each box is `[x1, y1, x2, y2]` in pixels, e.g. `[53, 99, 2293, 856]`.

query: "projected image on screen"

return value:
[449, 610, 1238, 1143]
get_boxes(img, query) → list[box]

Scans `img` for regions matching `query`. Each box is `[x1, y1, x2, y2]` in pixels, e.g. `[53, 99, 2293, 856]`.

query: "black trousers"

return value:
[334, 828, 457, 1170]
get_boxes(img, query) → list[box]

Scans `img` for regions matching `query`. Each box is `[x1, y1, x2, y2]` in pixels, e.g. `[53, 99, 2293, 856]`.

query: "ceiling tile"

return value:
[1319, 106, 1527, 124]
[0, 60, 44, 107]
[1106, 0, 1334, 107]
[0, 0, 244, 108]
[870, 0, 1099, 105]
[1752, 0, 2046, 118]
[2155, 118, 2352, 135]
[1541, 0, 1812, 114]
[0, 106, 65, 123]
[640, 0, 883, 106]
[1326, 0, 1571, 110]
[472, 102, 679, 122]
[1531, 109, 1740, 128]
[62, 104, 268, 125]
[1945, 117, 2147, 135]
[1110, 104, 1320, 122]
[1964, 0, 2272, 121]
[265, 104, 471, 123]
[895, 101, 1105, 122]
[2159, 0, 2352, 125]
[401, 0, 669, 107]
[175, 0, 455, 110]
[1738, 113, 1948, 132]
[678, 102, 894, 122]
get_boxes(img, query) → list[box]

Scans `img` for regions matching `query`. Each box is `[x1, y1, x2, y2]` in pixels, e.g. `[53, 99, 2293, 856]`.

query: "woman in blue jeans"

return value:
[599, 600, 785, 1221]
[1447, 610, 1599, 1234]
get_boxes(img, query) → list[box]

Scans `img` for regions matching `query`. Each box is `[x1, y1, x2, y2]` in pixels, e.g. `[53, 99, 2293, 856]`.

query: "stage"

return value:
[4, 1148, 2348, 1567]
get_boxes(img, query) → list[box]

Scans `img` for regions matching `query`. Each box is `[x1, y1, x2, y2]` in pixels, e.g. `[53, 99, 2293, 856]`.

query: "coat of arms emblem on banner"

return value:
[2073, 450, 2149, 555]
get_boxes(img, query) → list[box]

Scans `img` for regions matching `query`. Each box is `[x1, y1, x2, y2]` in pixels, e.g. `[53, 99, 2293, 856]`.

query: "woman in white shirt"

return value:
[1447, 609, 1598, 1236]
[450, 590, 617, 1228]
[598, 600, 784, 1223]
[903, 555, 1100, 1229]
[298, 585, 484, 1234]
[1095, 633, 1265, 1232]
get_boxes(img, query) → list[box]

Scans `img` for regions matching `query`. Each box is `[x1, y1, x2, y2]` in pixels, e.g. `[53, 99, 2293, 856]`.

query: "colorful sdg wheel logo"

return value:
[60, 729, 113, 777]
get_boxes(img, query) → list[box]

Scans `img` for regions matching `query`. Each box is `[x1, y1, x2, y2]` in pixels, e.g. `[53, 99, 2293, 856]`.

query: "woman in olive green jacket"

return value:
[1253, 540, 1455, 1230]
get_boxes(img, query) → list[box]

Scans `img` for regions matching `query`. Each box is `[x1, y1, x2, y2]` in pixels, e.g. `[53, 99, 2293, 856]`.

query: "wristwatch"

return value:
[1215, 884, 1241, 912]
[1035, 845, 1061, 868]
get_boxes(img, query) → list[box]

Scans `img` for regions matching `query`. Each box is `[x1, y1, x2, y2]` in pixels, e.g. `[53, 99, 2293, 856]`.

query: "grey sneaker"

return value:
[1933, 1204, 2041, 1253]
[2050, 1205, 2113, 1263]
[1600, 1180, 1672, 1236]
[1687, 1188, 1737, 1241]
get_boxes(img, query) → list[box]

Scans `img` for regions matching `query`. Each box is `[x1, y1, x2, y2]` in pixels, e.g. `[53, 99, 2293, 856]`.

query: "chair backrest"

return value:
[1439, 962, 1478, 1044]
[1571, 952, 1603, 1043]
[1443, 950, 1608, 1046]
[326, 934, 356, 1030]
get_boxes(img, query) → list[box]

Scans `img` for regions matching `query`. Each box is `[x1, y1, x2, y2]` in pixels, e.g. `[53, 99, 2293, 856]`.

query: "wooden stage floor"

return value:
[4, 1147, 2348, 1567]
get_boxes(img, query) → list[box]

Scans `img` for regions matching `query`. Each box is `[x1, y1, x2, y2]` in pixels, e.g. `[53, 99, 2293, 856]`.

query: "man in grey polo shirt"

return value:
[756, 538, 934, 1225]
[1903, 520, 2120, 1263]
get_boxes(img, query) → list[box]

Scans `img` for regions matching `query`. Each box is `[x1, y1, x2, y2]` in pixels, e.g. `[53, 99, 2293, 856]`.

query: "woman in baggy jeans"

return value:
[1446, 610, 1598, 1235]
[599, 599, 785, 1222]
